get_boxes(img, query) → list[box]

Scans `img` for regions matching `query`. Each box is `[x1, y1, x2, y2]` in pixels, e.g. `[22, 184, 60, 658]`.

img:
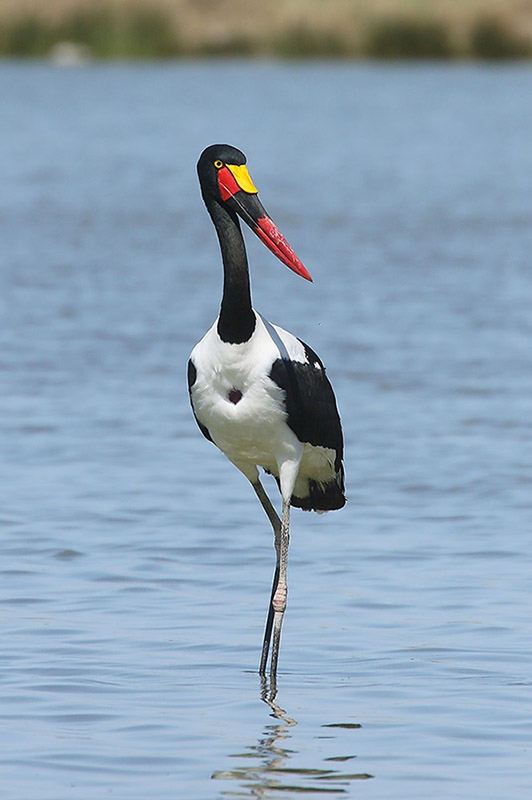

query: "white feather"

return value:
[190, 312, 333, 500]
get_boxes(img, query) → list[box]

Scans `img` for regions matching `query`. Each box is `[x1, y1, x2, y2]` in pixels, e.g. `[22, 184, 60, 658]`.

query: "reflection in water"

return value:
[211, 677, 373, 797]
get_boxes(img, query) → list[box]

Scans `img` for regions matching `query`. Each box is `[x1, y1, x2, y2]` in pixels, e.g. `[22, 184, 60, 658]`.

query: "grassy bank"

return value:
[1, 0, 531, 60]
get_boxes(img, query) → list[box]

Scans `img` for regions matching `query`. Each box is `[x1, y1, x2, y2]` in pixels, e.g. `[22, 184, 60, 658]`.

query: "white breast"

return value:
[189, 314, 306, 477]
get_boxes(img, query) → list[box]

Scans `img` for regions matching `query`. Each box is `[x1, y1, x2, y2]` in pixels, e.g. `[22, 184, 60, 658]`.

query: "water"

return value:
[1, 61, 531, 799]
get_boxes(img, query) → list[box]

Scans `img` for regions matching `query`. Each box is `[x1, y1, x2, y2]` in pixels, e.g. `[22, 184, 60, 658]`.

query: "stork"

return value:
[188, 144, 345, 676]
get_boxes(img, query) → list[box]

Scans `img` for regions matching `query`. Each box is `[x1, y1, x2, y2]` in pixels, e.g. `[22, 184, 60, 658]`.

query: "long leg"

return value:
[259, 563, 279, 674]
[252, 479, 281, 537]
[251, 480, 281, 675]
[252, 452, 300, 676]
[270, 498, 290, 677]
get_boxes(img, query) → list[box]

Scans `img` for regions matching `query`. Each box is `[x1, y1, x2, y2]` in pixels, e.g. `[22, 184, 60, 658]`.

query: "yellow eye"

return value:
[214, 160, 223, 169]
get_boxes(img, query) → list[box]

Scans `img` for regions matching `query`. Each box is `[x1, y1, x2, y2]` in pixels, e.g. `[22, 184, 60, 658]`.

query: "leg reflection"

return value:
[211, 677, 373, 796]
[212, 676, 297, 796]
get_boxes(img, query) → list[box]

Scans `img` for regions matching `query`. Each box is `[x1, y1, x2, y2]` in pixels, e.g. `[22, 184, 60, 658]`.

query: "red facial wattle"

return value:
[217, 167, 241, 202]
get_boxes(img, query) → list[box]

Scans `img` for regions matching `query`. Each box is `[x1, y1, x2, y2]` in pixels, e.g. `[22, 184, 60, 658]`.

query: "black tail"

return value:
[291, 467, 346, 512]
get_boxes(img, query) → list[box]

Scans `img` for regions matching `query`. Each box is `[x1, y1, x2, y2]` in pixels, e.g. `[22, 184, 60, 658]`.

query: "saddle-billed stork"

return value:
[188, 144, 345, 676]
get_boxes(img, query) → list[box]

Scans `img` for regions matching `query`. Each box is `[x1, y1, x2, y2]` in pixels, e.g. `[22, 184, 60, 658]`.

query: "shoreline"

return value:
[1, 2, 531, 60]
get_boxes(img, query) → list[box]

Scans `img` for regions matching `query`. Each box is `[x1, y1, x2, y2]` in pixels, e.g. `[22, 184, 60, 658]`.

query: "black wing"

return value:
[269, 340, 344, 472]
[269, 340, 345, 511]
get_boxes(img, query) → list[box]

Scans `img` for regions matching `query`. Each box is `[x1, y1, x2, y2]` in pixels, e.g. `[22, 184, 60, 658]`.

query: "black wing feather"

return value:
[269, 340, 345, 511]
[269, 340, 344, 472]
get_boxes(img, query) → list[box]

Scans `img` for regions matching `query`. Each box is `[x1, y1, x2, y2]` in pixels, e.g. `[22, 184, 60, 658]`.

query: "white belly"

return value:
[195, 374, 295, 466]
[189, 317, 304, 479]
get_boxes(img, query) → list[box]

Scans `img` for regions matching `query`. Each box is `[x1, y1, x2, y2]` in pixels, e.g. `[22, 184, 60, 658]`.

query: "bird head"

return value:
[197, 144, 312, 282]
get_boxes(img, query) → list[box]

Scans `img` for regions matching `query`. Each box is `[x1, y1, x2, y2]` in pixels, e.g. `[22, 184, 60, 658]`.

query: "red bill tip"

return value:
[254, 217, 312, 282]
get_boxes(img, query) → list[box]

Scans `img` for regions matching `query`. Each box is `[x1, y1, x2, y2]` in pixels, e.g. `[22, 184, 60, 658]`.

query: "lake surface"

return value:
[1, 61, 531, 799]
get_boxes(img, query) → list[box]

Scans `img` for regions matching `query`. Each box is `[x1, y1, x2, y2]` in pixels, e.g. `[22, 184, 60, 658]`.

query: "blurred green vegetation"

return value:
[277, 26, 349, 59]
[469, 16, 530, 59]
[0, 6, 530, 60]
[366, 18, 452, 59]
[0, 7, 182, 59]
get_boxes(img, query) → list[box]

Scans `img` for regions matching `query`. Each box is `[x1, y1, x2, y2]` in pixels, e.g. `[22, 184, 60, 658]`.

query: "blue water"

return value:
[1, 61, 531, 799]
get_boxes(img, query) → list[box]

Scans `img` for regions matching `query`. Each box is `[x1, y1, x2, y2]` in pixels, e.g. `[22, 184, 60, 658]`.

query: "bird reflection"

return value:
[211, 676, 371, 797]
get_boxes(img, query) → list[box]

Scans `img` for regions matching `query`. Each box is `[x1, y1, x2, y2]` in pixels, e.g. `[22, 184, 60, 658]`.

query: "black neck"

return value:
[207, 200, 256, 344]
